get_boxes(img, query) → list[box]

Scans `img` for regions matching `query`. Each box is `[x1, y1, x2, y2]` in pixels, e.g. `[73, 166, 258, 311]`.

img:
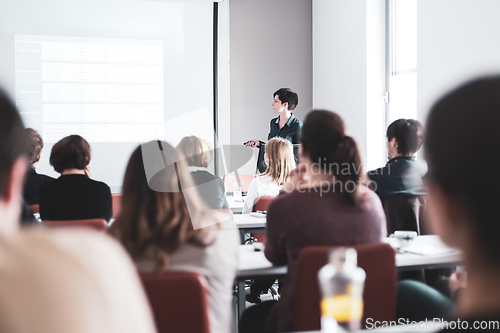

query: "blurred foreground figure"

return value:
[0, 89, 156, 333]
[425, 76, 500, 332]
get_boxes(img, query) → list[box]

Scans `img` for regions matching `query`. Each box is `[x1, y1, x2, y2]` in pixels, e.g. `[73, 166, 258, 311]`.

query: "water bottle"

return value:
[318, 248, 366, 332]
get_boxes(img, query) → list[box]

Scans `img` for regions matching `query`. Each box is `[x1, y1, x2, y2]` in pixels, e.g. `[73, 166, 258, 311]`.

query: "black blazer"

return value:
[23, 167, 55, 206]
[39, 174, 112, 222]
[189, 170, 229, 210]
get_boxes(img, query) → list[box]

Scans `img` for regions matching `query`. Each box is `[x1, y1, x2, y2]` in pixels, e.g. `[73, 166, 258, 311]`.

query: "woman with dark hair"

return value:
[108, 141, 239, 333]
[244, 88, 303, 173]
[240, 110, 386, 333]
[39, 135, 112, 221]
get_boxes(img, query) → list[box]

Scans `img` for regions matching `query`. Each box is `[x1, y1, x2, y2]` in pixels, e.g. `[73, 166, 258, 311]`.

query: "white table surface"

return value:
[233, 216, 462, 269]
[392, 235, 462, 269]
[226, 195, 244, 214]
[237, 235, 462, 278]
[233, 213, 266, 229]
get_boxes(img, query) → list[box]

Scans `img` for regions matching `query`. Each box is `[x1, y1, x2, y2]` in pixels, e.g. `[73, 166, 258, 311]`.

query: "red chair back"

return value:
[112, 193, 122, 219]
[252, 196, 275, 212]
[140, 272, 211, 333]
[30, 204, 39, 214]
[223, 174, 255, 193]
[251, 196, 275, 243]
[293, 242, 397, 331]
[42, 219, 108, 232]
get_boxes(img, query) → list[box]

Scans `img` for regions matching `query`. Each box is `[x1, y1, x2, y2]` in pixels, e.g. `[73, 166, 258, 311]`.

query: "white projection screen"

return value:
[0, 0, 215, 191]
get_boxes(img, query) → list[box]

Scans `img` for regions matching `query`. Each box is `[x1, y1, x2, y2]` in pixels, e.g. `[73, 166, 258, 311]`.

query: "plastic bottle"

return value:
[318, 248, 366, 332]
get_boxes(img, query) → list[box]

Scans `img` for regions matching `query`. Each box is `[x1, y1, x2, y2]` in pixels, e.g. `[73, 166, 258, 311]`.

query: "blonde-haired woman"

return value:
[176, 136, 229, 210]
[242, 137, 295, 214]
[108, 140, 239, 333]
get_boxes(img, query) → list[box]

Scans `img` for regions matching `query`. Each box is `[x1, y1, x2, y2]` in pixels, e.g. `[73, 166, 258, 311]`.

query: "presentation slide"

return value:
[16, 35, 164, 143]
[0, 0, 215, 189]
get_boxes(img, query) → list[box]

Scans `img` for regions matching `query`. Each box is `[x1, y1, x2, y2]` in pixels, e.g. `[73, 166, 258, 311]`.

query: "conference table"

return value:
[233, 213, 266, 244]
[234, 215, 463, 320]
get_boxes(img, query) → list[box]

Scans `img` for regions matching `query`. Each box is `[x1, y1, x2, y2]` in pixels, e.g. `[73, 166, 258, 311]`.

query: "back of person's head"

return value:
[263, 137, 295, 186]
[425, 76, 500, 263]
[176, 136, 213, 168]
[301, 110, 364, 206]
[273, 88, 299, 111]
[0, 90, 27, 201]
[386, 118, 425, 155]
[108, 141, 211, 271]
[50, 135, 91, 173]
[25, 128, 44, 166]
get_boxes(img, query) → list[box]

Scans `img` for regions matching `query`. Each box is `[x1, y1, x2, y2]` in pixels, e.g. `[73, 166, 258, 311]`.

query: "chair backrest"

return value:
[223, 174, 255, 193]
[252, 196, 275, 212]
[42, 219, 108, 231]
[30, 204, 39, 214]
[380, 195, 427, 235]
[250, 196, 275, 244]
[140, 272, 211, 333]
[293, 242, 397, 332]
[111, 193, 122, 219]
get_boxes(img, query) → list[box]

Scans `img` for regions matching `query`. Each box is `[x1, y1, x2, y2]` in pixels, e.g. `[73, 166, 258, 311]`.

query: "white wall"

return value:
[366, 0, 388, 170]
[418, 0, 500, 122]
[313, 0, 386, 170]
[230, 0, 313, 174]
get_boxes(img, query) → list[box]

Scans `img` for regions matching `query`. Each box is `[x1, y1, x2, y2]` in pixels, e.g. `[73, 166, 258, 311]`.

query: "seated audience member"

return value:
[424, 76, 500, 331]
[108, 141, 240, 333]
[368, 118, 426, 198]
[240, 110, 387, 333]
[23, 128, 55, 205]
[0, 89, 156, 333]
[242, 137, 295, 214]
[39, 135, 112, 222]
[368, 119, 427, 234]
[176, 136, 229, 210]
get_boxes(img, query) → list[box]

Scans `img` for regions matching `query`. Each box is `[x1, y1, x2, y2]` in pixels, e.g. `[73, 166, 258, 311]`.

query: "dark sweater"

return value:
[23, 167, 55, 206]
[367, 156, 426, 199]
[39, 174, 112, 222]
[264, 186, 386, 332]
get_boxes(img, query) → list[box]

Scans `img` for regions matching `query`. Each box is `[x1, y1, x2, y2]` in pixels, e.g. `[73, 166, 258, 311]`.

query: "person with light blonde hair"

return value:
[177, 135, 213, 168]
[242, 137, 295, 214]
[176, 136, 229, 210]
[23, 128, 55, 205]
[108, 141, 239, 333]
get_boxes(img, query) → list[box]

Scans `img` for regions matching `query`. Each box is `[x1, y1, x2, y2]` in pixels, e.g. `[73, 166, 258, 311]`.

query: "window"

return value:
[387, 0, 417, 123]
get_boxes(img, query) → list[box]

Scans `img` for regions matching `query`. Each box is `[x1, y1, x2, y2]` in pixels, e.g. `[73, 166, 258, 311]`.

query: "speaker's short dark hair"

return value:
[0, 89, 27, 199]
[50, 135, 91, 173]
[386, 118, 424, 155]
[273, 88, 299, 111]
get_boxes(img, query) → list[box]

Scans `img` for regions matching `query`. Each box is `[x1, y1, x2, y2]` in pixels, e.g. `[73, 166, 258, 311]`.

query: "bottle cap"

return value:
[329, 248, 358, 269]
